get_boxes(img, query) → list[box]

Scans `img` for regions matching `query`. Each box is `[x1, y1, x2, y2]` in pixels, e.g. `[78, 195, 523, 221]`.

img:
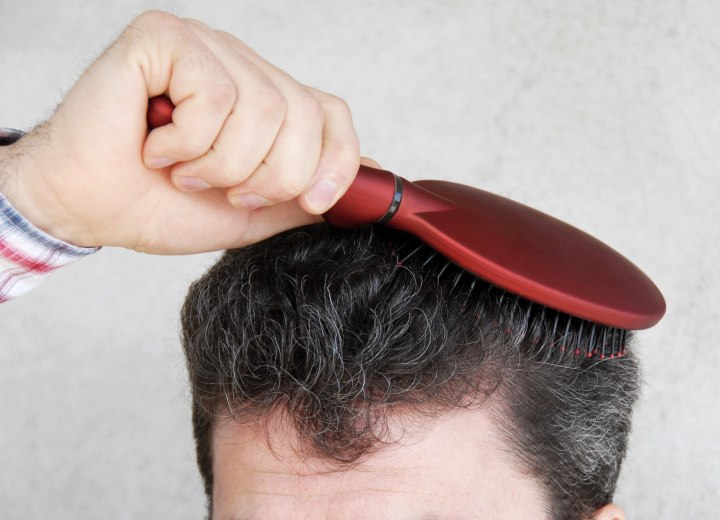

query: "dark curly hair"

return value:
[180, 223, 639, 520]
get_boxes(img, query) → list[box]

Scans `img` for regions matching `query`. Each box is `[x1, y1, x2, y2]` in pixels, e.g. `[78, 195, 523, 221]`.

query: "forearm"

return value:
[0, 129, 99, 303]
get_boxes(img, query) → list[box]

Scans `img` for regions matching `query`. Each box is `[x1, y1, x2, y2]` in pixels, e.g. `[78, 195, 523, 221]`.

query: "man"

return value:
[1, 12, 630, 520]
[180, 223, 635, 520]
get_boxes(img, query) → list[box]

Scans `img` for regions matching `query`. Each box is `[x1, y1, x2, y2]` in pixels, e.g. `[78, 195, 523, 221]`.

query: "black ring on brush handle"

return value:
[375, 173, 404, 224]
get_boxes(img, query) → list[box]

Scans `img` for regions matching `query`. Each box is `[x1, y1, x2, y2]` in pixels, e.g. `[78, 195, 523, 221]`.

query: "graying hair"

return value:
[180, 223, 639, 520]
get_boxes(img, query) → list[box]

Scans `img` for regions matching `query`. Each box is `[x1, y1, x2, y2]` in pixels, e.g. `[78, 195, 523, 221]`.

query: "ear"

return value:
[592, 503, 626, 520]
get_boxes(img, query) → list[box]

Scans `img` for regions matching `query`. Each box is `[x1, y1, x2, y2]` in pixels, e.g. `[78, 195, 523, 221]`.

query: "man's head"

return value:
[181, 224, 639, 520]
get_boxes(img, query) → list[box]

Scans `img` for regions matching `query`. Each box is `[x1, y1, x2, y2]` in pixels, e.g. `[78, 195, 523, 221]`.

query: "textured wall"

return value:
[1, 1, 717, 518]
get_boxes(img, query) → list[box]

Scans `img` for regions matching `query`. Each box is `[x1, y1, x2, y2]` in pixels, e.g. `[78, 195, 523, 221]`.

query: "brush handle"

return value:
[146, 95, 411, 226]
[146, 94, 175, 128]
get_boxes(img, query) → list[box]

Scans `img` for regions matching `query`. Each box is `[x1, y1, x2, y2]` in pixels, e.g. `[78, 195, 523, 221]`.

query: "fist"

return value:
[1, 11, 374, 253]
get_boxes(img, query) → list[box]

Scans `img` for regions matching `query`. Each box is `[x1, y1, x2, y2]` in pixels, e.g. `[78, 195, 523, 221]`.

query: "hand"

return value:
[0, 11, 377, 254]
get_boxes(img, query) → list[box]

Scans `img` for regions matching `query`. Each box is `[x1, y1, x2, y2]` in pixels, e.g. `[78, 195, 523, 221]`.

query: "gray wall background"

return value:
[1, 0, 718, 518]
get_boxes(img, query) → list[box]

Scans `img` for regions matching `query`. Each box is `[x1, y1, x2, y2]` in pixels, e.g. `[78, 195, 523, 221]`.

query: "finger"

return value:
[169, 20, 287, 191]
[297, 88, 360, 214]
[359, 156, 382, 169]
[131, 12, 237, 168]
[215, 31, 324, 209]
[244, 158, 385, 232]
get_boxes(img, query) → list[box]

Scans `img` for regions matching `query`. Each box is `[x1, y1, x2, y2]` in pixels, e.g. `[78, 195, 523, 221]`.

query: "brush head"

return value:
[323, 166, 666, 330]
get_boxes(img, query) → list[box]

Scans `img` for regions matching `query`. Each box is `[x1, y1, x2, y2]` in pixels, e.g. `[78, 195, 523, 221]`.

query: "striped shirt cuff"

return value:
[0, 128, 100, 302]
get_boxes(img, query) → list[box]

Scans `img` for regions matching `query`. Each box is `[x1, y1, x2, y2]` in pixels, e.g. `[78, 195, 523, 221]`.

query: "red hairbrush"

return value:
[322, 166, 665, 331]
[148, 95, 665, 331]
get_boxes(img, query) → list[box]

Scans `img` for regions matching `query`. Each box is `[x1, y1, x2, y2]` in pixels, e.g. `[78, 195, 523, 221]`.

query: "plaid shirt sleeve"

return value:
[0, 128, 100, 302]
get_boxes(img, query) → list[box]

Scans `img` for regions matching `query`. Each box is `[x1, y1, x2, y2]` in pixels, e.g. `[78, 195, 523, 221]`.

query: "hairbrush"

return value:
[147, 95, 666, 358]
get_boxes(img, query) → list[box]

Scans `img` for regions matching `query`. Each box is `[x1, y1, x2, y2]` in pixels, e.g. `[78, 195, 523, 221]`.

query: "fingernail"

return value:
[305, 179, 338, 213]
[173, 176, 211, 192]
[230, 193, 270, 210]
[146, 156, 174, 169]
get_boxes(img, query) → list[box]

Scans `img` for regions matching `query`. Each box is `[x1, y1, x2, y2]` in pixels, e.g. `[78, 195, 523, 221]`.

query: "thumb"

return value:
[232, 159, 383, 246]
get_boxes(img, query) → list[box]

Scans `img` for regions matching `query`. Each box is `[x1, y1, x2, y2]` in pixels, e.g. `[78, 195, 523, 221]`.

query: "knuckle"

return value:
[272, 171, 309, 200]
[171, 128, 215, 159]
[328, 145, 361, 176]
[204, 81, 237, 114]
[215, 165, 251, 187]
[297, 94, 324, 127]
[216, 30, 248, 50]
[215, 30, 235, 40]
[180, 138, 211, 159]
[131, 10, 181, 29]
[322, 94, 351, 115]
[181, 17, 210, 31]
[253, 86, 287, 123]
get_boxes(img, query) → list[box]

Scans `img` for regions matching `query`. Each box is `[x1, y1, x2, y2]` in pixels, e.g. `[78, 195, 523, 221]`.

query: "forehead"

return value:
[210, 407, 547, 520]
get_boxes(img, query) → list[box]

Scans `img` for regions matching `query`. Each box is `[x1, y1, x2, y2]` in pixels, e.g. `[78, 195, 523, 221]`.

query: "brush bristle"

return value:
[386, 232, 629, 361]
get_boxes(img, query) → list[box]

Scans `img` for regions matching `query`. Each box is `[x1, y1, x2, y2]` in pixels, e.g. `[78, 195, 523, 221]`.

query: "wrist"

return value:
[0, 129, 95, 248]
